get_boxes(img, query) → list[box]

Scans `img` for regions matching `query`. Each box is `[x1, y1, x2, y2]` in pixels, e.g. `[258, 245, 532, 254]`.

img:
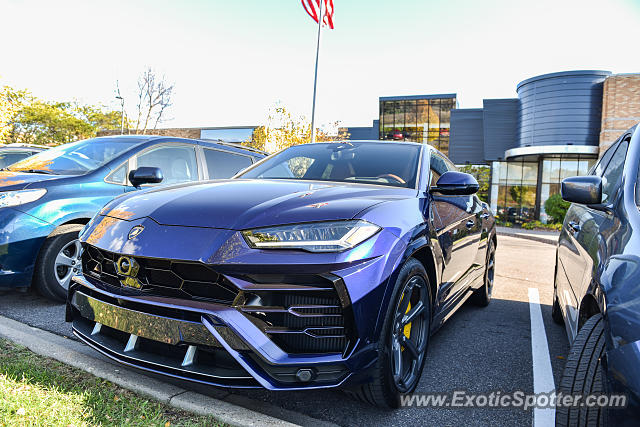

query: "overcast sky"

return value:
[1, 0, 639, 129]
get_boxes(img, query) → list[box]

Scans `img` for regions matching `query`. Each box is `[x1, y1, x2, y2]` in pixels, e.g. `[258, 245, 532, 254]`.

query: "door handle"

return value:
[568, 221, 581, 233]
[466, 220, 475, 228]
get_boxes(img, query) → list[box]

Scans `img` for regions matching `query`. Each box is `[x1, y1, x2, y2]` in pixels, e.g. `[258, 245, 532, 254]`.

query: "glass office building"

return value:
[379, 95, 457, 155]
[449, 70, 609, 223]
[490, 154, 596, 224]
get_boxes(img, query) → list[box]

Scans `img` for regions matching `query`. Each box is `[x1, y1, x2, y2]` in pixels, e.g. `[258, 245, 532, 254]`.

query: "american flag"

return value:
[301, 0, 335, 29]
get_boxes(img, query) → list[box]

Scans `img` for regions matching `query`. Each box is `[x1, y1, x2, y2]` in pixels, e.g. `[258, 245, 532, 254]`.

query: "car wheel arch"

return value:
[58, 217, 91, 227]
[28, 218, 91, 264]
[409, 246, 438, 308]
[33, 218, 91, 273]
[371, 241, 438, 341]
[578, 292, 601, 330]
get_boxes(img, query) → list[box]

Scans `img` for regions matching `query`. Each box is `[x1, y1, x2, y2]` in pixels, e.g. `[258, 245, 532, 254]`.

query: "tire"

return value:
[556, 314, 607, 427]
[34, 224, 84, 302]
[471, 238, 495, 306]
[347, 258, 431, 408]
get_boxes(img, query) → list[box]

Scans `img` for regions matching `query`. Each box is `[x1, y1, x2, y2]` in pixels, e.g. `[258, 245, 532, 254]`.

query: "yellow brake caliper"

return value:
[400, 296, 412, 352]
[403, 301, 412, 339]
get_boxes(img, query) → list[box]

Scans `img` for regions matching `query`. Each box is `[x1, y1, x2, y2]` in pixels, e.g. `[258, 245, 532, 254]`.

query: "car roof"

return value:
[294, 140, 429, 149]
[291, 140, 446, 157]
[91, 135, 267, 157]
[0, 143, 47, 150]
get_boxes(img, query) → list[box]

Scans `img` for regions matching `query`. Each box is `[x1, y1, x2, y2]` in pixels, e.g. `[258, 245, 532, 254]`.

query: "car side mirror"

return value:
[561, 176, 602, 205]
[128, 167, 163, 188]
[430, 171, 479, 195]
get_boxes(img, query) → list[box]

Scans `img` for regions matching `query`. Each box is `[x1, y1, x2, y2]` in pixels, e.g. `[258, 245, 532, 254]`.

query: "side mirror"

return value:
[561, 176, 602, 205]
[128, 167, 163, 188]
[431, 171, 479, 195]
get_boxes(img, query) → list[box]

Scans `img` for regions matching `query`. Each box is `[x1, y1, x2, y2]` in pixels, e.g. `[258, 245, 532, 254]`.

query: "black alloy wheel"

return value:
[346, 258, 431, 408]
[472, 238, 495, 306]
[390, 274, 430, 392]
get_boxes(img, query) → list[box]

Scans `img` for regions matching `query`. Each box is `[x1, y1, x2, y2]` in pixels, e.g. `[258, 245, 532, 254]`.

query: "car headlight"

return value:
[242, 220, 381, 252]
[0, 189, 47, 208]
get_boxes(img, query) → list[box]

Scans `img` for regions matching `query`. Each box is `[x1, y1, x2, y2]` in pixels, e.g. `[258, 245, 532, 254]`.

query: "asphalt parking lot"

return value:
[0, 235, 568, 426]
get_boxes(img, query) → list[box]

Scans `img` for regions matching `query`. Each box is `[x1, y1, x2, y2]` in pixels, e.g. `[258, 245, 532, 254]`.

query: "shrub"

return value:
[522, 220, 563, 231]
[495, 218, 513, 227]
[544, 194, 570, 224]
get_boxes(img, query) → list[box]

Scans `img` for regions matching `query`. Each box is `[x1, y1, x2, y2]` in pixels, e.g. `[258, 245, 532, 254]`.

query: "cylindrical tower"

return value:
[517, 70, 611, 147]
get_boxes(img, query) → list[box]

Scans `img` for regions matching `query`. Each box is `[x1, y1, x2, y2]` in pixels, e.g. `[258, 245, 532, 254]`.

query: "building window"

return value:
[539, 155, 596, 223]
[379, 96, 456, 155]
[491, 155, 597, 224]
[491, 159, 538, 225]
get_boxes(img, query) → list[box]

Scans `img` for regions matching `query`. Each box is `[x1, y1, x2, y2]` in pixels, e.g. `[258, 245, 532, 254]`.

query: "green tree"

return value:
[459, 164, 490, 203]
[7, 99, 125, 145]
[0, 84, 28, 142]
[544, 193, 570, 224]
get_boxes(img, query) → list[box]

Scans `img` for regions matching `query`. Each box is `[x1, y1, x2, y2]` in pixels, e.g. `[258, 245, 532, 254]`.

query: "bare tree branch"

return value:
[131, 68, 174, 134]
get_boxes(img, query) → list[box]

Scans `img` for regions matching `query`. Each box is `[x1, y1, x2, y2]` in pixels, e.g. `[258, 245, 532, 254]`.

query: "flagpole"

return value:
[310, 0, 323, 144]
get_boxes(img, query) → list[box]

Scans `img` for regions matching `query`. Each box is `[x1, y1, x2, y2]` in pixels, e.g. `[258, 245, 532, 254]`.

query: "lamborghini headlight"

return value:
[242, 220, 381, 252]
[0, 189, 47, 208]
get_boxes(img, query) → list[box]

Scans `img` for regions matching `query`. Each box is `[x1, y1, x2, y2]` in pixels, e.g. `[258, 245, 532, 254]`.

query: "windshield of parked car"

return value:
[237, 142, 421, 188]
[7, 139, 139, 175]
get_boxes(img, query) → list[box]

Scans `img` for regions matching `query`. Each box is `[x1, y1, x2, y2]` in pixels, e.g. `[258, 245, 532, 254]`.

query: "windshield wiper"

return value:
[20, 169, 58, 175]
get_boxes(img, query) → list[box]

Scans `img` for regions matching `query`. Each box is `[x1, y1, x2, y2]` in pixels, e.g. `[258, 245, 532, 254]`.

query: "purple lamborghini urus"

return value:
[66, 141, 496, 408]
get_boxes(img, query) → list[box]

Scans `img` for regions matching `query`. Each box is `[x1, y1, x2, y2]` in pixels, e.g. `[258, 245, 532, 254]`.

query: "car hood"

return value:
[0, 171, 65, 191]
[106, 179, 417, 229]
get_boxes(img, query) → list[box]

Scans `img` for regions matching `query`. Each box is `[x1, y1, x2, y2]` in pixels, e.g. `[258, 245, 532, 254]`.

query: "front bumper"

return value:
[70, 214, 407, 390]
[0, 207, 53, 288]
[68, 274, 372, 390]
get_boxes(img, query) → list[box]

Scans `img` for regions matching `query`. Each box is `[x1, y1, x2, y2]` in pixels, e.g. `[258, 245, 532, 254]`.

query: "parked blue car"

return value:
[67, 141, 496, 407]
[0, 135, 264, 301]
[555, 125, 640, 426]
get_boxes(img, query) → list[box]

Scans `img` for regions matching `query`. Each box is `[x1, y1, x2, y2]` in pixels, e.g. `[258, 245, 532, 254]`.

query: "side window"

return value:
[204, 149, 253, 179]
[593, 141, 619, 177]
[0, 151, 31, 169]
[136, 145, 198, 185]
[600, 140, 628, 204]
[429, 152, 449, 186]
[106, 163, 127, 185]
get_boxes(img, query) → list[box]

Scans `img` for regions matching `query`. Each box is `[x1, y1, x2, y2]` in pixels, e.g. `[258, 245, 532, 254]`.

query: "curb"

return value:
[497, 230, 558, 246]
[0, 314, 335, 427]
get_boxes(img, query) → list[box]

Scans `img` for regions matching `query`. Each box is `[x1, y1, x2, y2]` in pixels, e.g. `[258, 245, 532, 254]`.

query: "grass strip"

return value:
[0, 338, 223, 426]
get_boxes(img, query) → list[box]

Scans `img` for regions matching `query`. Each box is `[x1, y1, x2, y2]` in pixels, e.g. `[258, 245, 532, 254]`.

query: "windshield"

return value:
[7, 139, 139, 175]
[238, 142, 422, 188]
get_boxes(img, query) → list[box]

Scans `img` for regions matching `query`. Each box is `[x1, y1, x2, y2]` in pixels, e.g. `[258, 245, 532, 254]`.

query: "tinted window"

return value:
[429, 151, 452, 186]
[136, 145, 198, 185]
[8, 139, 138, 175]
[600, 140, 628, 204]
[238, 143, 421, 188]
[204, 149, 252, 179]
[0, 151, 32, 169]
[593, 141, 619, 177]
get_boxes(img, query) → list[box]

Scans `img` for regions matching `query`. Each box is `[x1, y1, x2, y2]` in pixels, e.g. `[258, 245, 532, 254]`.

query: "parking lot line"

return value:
[528, 287, 555, 427]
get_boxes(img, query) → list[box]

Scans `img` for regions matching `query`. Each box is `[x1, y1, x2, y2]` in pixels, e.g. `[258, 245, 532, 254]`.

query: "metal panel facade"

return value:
[345, 120, 379, 140]
[449, 109, 485, 164]
[483, 99, 519, 161]
[516, 70, 611, 147]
